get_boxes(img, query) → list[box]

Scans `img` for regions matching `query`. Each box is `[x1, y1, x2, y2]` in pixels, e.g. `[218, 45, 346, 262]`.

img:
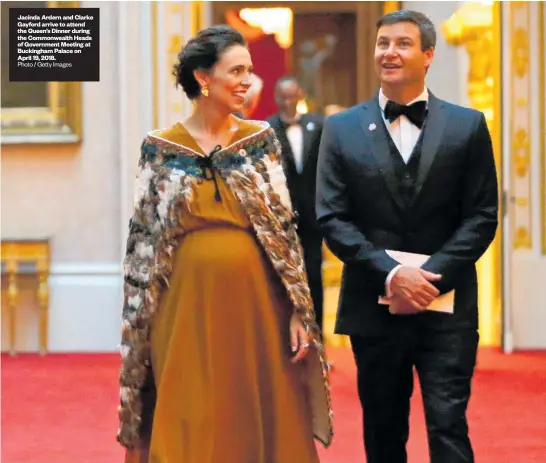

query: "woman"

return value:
[117, 25, 333, 463]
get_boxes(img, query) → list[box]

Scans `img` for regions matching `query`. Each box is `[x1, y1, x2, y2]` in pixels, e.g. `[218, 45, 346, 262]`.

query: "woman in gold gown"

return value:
[117, 25, 333, 463]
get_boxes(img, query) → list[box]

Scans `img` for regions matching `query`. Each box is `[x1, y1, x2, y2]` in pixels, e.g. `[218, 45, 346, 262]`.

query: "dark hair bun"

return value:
[172, 25, 247, 99]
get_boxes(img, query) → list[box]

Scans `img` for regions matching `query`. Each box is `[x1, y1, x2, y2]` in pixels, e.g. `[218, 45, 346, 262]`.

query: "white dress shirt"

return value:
[286, 123, 304, 173]
[379, 88, 429, 295]
[378, 87, 429, 163]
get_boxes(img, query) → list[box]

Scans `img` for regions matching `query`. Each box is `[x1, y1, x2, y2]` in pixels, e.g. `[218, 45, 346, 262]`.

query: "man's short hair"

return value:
[376, 10, 437, 51]
[275, 76, 300, 90]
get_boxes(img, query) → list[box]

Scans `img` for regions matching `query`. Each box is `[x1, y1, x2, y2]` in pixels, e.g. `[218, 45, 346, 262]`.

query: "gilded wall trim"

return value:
[165, 3, 184, 120]
[152, 2, 200, 129]
[510, 2, 532, 249]
[538, 2, 546, 255]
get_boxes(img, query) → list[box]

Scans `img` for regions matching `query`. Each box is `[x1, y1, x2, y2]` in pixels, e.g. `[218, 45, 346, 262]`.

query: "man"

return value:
[316, 10, 498, 463]
[267, 77, 325, 332]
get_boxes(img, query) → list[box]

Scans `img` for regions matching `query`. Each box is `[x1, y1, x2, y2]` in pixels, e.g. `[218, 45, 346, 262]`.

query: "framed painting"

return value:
[1, 1, 82, 144]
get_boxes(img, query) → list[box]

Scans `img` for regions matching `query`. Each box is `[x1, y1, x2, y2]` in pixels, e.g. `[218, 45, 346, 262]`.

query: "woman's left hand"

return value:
[290, 313, 311, 363]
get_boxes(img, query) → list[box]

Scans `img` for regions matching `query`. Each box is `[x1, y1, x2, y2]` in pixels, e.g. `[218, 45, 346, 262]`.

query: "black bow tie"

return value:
[384, 100, 427, 128]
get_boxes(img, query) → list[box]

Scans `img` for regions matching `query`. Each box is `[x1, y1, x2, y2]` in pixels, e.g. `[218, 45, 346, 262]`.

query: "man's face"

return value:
[275, 81, 303, 117]
[374, 21, 434, 87]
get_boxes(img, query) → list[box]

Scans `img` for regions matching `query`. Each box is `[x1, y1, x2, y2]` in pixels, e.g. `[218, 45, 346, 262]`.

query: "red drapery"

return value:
[226, 10, 287, 120]
[247, 34, 286, 120]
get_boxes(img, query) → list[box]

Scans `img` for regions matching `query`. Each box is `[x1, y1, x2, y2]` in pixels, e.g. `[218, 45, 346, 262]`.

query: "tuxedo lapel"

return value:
[271, 115, 296, 170]
[301, 115, 315, 171]
[359, 99, 406, 211]
[411, 94, 447, 206]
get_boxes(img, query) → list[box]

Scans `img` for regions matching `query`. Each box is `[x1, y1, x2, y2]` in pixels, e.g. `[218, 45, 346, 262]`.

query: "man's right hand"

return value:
[390, 266, 442, 310]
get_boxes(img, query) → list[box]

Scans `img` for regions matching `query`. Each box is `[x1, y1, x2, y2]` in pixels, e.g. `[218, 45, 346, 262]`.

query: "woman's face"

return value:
[197, 44, 253, 113]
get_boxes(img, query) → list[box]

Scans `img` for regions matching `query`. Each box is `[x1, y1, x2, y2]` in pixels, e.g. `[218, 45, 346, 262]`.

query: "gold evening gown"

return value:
[137, 121, 320, 463]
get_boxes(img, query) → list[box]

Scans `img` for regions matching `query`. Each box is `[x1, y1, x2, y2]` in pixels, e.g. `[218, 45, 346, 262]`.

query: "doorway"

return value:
[502, 1, 546, 351]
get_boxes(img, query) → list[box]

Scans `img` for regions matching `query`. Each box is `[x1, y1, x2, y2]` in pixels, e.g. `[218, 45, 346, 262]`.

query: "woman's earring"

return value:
[201, 87, 209, 97]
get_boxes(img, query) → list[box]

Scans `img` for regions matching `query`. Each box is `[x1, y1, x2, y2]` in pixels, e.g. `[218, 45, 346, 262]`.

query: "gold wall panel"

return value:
[538, 2, 546, 255]
[152, 2, 206, 129]
[166, 3, 185, 119]
[442, 1, 503, 346]
[510, 2, 532, 250]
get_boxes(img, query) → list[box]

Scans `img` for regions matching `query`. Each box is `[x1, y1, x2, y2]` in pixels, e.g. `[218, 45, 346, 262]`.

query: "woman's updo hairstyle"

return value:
[173, 25, 247, 100]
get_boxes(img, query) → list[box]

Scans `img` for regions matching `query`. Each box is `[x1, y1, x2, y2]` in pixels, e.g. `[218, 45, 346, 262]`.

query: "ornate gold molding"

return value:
[442, 2, 503, 346]
[510, 2, 532, 250]
[513, 128, 530, 178]
[1, 1, 82, 144]
[152, 2, 198, 128]
[514, 226, 531, 249]
[512, 27, 529, 77]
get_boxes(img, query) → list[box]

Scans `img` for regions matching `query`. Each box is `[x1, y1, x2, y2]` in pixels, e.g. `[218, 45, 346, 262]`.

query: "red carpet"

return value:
[2, 348, 546, 463]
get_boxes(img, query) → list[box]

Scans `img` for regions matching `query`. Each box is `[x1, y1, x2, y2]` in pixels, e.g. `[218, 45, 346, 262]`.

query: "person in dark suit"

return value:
[267, 77, 325, 332]
[316, 10, 498, 463]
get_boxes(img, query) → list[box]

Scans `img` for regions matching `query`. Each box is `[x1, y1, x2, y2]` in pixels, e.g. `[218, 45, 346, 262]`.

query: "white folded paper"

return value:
[378, 250, 454, 315]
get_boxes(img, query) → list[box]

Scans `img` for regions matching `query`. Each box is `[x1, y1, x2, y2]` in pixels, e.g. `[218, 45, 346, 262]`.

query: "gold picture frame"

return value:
[1, 1, 82, 144]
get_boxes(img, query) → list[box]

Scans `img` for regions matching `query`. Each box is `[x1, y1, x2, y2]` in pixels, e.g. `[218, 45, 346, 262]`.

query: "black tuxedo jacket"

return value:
[267, 113, 324, 235]
[316, 93, 499, 337]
